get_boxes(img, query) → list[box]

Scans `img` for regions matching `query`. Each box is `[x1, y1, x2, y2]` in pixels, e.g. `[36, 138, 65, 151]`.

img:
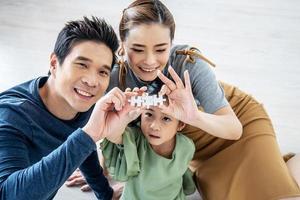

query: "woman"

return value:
[68, 0, 300, 199]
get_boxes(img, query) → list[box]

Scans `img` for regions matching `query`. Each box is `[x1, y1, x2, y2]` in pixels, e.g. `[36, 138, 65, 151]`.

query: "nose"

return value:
[82, 71, 100, 88]
[144, 52, 156, 66]
[150, 120, 160, 131]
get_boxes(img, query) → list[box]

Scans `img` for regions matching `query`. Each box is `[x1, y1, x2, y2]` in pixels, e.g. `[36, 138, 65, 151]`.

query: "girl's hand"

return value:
[157, 67, 198, 124]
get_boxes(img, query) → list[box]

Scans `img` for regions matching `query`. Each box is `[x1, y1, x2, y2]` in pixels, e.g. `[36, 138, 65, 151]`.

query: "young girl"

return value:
[101, 95, 196, 200]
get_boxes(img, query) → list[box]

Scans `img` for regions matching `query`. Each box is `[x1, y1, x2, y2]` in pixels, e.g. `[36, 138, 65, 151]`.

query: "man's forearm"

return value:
[79, 151, 113, 200]
[0, 129, 100, 200]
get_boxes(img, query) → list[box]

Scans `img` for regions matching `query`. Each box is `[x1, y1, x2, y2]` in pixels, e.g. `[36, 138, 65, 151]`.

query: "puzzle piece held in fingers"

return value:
[128, 93, 166, 109]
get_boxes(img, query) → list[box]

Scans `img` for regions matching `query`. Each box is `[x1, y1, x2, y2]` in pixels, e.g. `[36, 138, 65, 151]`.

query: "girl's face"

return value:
[141, 106, 185, 147]
[123, 23, 171, 82]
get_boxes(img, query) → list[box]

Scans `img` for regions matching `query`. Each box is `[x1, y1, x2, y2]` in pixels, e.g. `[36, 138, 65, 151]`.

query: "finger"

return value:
[110, 87, 126, 97]
[113, 89, 127, 106]
[132, 87, 139, 93]
[128, 87, 147, 96]
[159, 84, 171, 96]
[168, 66, 184, 89]
[105, 88, 126, 108]
[65, 177, 86, 186]
[125, 91, 138, 98]
[67, 174, 81, 181]
[128, 108, 142, 121]
[137, 86, 148, 96]
[67, 170, 81, 181]
[125, 88, 131, 92]
[81, 184, 92, 192]
[158, 103, 172, 116]
[140, 86, 147, 92]
[110, 88, 128, 108]
[183, 70, 192, 92]
[111, 95, 123, 111]
[157, 70, 176, 91]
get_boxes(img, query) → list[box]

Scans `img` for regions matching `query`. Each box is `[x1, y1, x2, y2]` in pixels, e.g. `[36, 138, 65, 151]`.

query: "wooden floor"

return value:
[1, 0, 300, 199]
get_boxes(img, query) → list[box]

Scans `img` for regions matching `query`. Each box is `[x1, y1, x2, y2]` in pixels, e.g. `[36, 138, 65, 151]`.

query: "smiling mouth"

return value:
[139, 67, 158, 73]
[74, 88, 95, 98]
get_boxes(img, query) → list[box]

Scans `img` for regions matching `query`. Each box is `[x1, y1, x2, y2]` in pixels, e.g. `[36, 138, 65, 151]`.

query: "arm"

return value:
[182, 168, 196, 195]
[100, 127, 141, 182]
[79, 151, 113, 200]
[190, 105, 242, 140]
[158, 67, 242, 140]
[66, 87, 145, 195]
[83, 87, 143, 144]
[0, 127, 112, 200]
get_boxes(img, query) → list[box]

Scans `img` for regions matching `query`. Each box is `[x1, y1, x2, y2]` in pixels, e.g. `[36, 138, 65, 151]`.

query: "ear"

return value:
[49, 53, 58, 77]
[177, 121, 186, 132]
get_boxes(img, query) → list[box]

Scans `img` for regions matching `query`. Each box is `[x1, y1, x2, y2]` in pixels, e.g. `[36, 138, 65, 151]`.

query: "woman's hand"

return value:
[157, 67, 199, 125]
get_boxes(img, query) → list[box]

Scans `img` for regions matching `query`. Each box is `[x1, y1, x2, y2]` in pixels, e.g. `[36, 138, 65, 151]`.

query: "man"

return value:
[0, 16, 119, 200]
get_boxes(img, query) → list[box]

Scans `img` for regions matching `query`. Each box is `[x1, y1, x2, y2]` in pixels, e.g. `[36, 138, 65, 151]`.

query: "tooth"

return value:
[77, 89, 92, 97]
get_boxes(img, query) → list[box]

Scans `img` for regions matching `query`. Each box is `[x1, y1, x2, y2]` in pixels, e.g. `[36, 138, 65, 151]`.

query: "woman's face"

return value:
[123, 23, 171, 82]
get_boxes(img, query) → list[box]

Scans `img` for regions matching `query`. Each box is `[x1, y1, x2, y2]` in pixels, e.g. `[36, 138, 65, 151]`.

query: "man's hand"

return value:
[111, 182, 124, 200]
[83, 87, 146, 143]
[65, 169, 124, 198]
[65, 169, 91, 192]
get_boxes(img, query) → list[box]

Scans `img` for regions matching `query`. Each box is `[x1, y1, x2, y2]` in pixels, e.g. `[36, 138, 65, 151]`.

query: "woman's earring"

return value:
[117, 46, 125, 65]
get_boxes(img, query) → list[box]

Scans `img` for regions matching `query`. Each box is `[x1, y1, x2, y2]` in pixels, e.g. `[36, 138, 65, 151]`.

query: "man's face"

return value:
[50, 41, 113, 116]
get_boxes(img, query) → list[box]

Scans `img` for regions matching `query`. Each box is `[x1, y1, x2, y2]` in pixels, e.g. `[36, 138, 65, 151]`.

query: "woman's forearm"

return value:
[190, 106, 243, 140]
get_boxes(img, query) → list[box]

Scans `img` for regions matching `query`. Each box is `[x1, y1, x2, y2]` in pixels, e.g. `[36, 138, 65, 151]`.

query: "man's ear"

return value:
[49, 53, 58, 77]
[177, 121, 186, 132]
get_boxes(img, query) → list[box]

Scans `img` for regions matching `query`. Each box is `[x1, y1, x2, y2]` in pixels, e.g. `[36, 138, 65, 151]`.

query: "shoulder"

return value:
[176, 134, 195, 155]
[0, 79, 42, 132]
[124, 126, 143, 140]
[0, 99, 34, 134]
[169, 44, 215, 79]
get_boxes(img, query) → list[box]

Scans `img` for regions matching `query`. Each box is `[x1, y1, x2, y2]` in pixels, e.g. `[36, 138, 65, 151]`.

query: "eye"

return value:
[144, 112, 152, 117]
[76, 63, 87, 68]
[131, 48, 143, 53]
[156, 49, 166, 53]
[99, 70, 110, 77]
[162, 116, 171, 122]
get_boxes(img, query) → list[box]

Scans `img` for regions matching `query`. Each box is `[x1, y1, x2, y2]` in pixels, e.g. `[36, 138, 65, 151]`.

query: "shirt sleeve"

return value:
[182, 168, 196, 195]
[170, 45, 229, 113]
[100, 127, 140, 182]
[0, 122, 112, 200]
[79, 150, 113, 200]
[189, 58, 228, 113]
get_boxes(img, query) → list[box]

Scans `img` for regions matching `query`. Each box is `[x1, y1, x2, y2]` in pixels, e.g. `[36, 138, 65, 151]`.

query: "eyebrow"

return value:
[75, 56, 92, 62]
[74, 56, 111, 71]
[132, 43, 169, 48]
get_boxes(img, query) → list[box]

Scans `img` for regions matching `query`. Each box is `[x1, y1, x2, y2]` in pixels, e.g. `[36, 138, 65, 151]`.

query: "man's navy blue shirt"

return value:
[0, 77, 112, 200]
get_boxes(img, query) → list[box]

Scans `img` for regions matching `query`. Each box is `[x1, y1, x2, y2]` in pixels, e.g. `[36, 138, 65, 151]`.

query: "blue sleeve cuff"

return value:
[72, 128, 97, 151]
